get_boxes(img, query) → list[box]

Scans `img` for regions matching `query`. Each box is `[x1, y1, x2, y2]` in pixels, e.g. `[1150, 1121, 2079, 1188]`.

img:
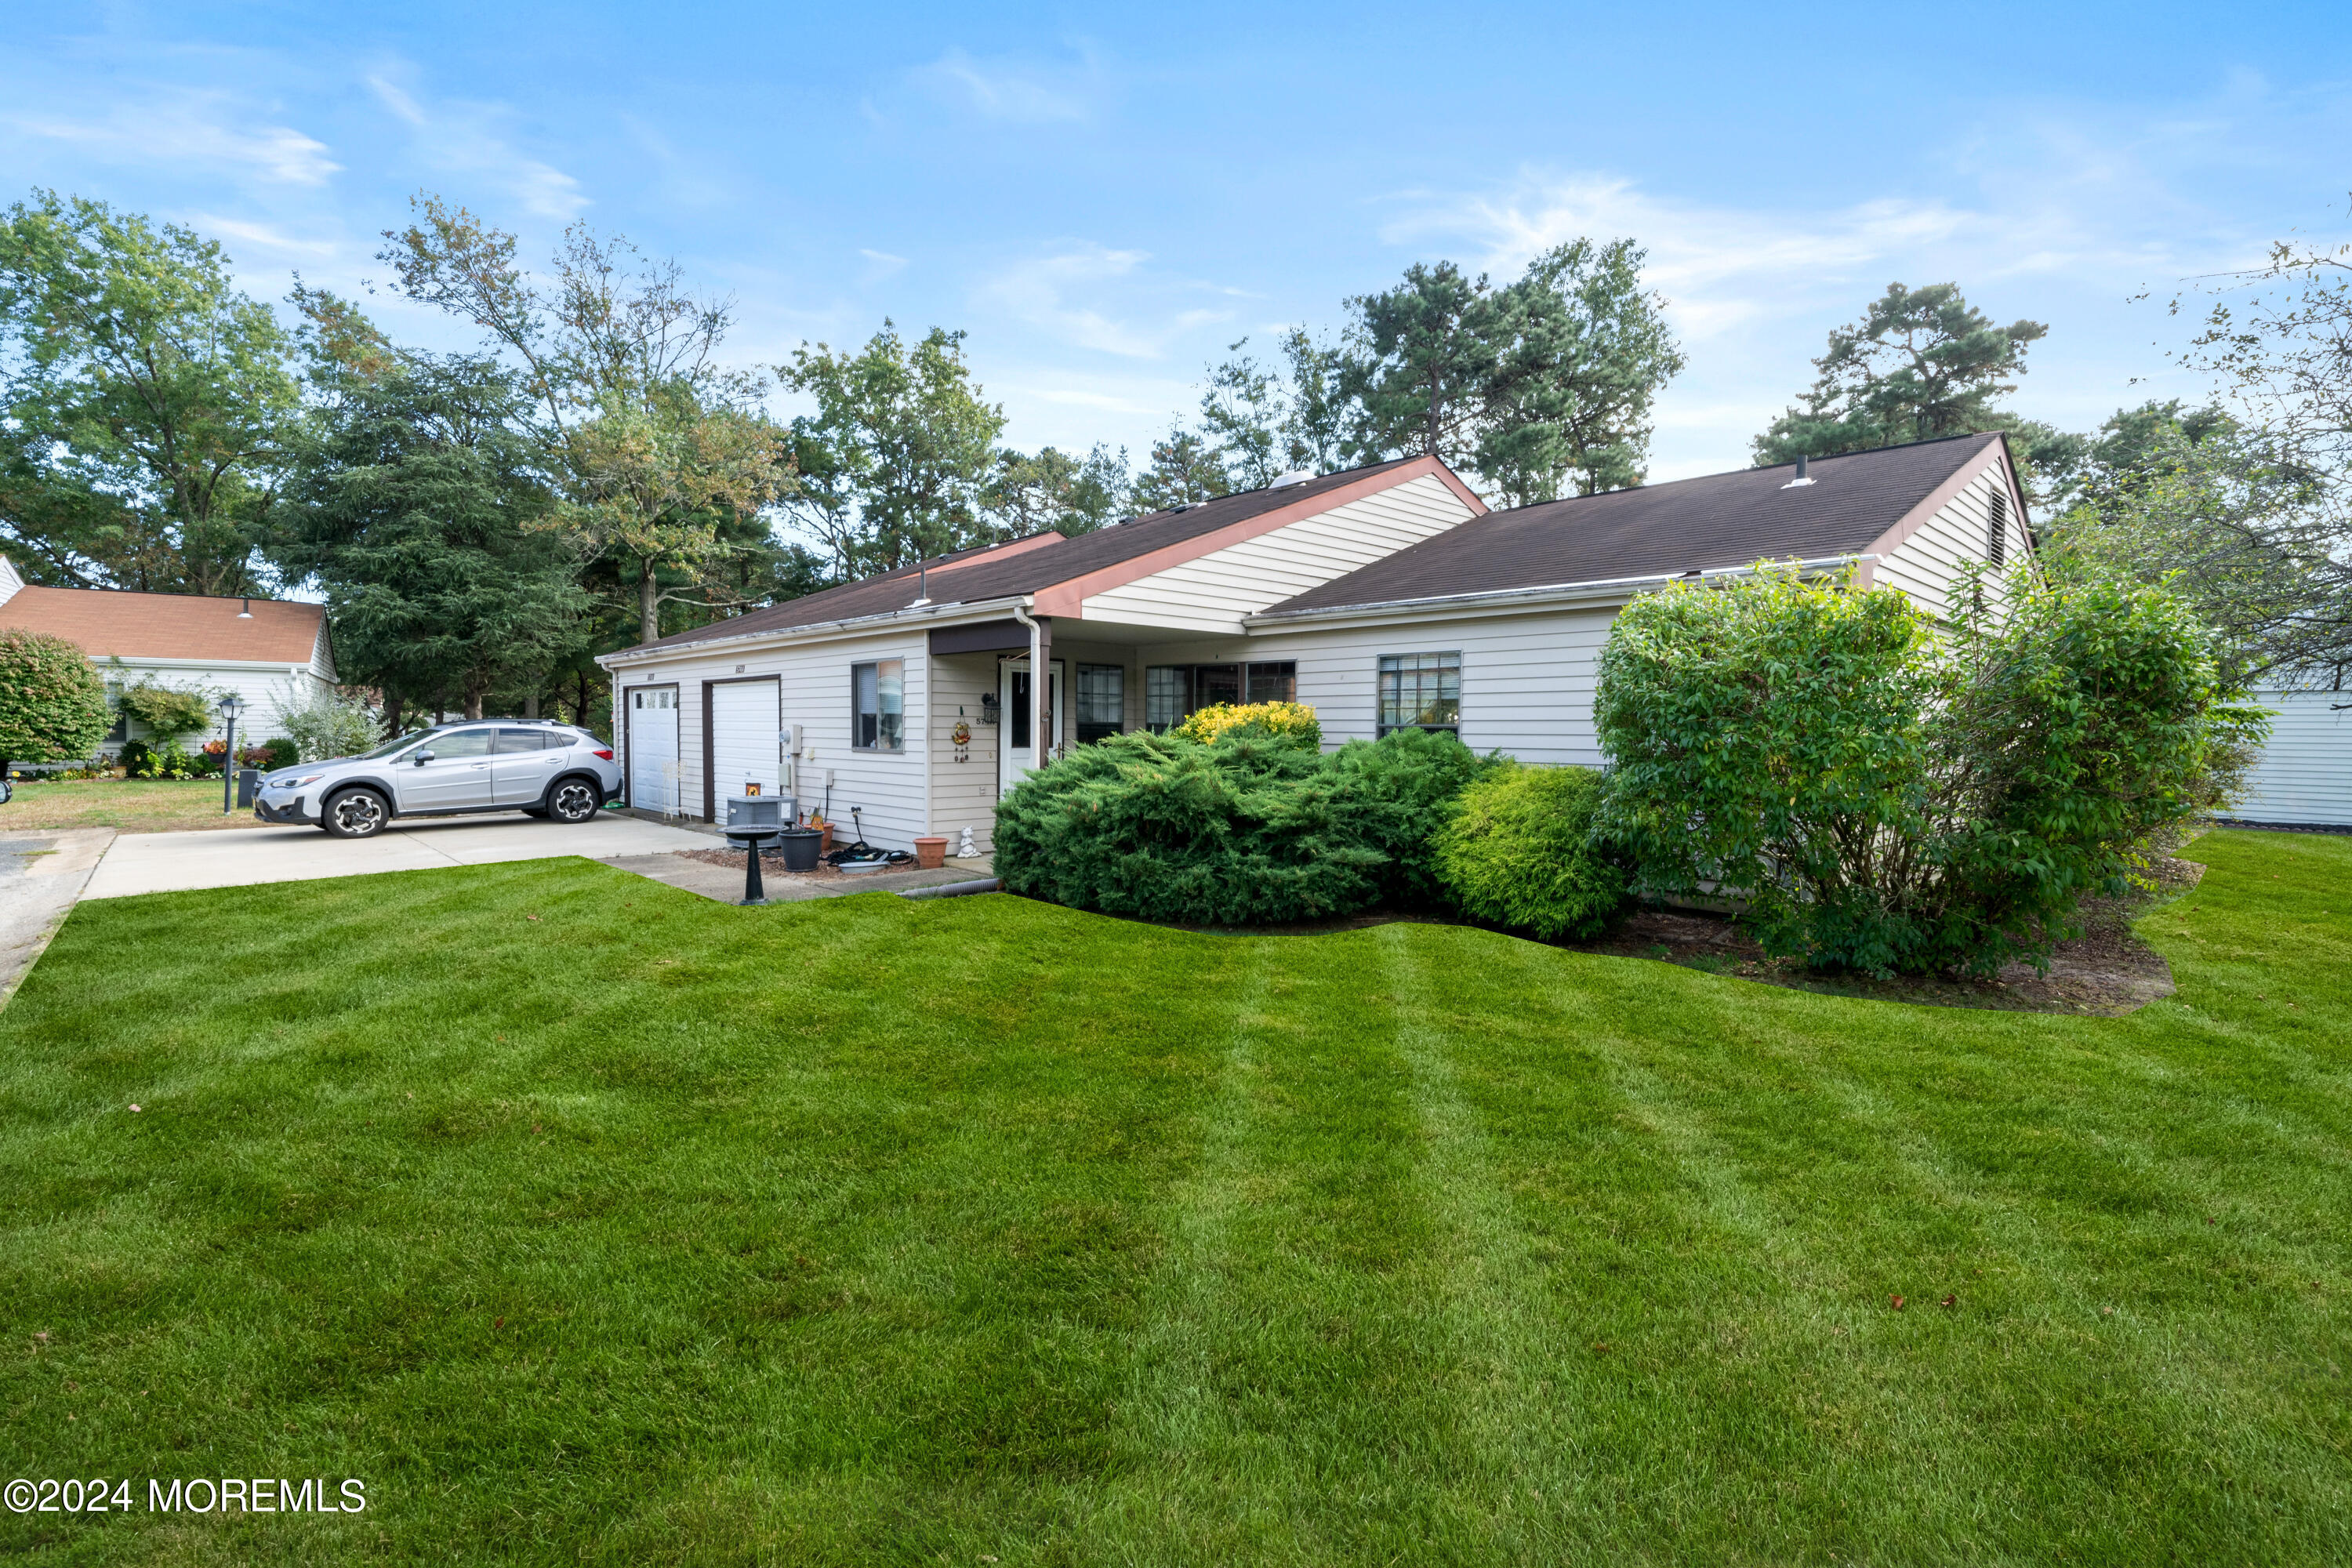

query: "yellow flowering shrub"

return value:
[1171, 701, 1321, 748]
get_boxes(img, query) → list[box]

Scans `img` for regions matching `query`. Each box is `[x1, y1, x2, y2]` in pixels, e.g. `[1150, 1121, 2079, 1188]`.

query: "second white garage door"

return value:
[709, 678, 782, 809]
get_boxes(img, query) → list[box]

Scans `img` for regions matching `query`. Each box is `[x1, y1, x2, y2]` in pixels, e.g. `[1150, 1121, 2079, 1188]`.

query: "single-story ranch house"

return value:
[599, 433, 2344, 849]
[0, 557, 337, 754]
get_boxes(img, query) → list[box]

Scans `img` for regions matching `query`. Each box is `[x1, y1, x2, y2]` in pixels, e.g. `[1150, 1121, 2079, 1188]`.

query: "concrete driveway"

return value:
[84, 811, 718, 899]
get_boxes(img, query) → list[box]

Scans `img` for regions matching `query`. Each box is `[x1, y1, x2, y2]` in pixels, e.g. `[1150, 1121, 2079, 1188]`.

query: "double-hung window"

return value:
[1377, 652, 1460, 737]
[851, 659, 904, 751]
[1076, 664, 1125, 744]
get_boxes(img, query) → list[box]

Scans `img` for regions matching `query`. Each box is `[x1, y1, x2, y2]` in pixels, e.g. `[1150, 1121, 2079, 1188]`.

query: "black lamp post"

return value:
[217, 693, 245, 815]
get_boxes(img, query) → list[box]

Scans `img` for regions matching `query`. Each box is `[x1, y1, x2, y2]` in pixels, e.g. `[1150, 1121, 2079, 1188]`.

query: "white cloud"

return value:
[5, 93, 338, 185]
[188, 214, 339, 260]
[978, 242, 1235, 359]
[365, 71, 586, 220]
[858, 248, 908, 281]
[910, 47, 1103, 125]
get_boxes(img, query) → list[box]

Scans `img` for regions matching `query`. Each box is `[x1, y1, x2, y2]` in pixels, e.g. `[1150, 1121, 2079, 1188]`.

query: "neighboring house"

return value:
[0, 557, 337, 754]
[599, 437, 2043, 854]
[2223, 674, 2351, 828]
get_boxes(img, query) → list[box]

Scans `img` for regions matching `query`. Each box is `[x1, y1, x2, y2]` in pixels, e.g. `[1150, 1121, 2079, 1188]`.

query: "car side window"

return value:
[494, 728, 554, 753]
[424, 728, 495, 758]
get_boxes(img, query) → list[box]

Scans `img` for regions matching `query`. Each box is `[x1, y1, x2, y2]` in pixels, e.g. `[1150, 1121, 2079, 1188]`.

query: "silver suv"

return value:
[252, 722, 624, 839]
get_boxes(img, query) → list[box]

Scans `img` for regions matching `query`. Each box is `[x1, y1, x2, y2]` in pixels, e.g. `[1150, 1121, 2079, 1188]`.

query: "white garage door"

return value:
[627, 686, 680, 813]
[710, 678, 782, 807]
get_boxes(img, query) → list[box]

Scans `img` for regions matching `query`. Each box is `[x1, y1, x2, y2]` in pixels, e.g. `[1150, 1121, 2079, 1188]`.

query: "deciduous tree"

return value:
[778, 323, 1004, 576]
[0, 191, 300, 594]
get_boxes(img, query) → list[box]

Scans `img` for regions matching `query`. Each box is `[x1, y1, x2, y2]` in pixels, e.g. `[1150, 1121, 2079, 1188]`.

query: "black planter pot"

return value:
[776, 826, 823, 873]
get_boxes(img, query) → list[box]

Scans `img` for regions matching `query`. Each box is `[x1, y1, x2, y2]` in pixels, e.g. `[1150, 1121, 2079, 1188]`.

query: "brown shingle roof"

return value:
[625, 459, 1442, 652]
[0, 585, 326, 664]
[1264, 436, 2007, 615]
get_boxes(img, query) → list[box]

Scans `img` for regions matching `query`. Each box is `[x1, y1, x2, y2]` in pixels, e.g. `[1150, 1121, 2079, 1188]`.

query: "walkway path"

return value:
[0, 828, 113, 1004]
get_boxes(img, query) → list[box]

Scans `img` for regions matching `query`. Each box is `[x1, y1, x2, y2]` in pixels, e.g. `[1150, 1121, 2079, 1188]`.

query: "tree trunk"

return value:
[463, 683, 485, 720]
[384, 696, 405, 736]
[524, 691, 539, 720]
[640, 565, 661, 646]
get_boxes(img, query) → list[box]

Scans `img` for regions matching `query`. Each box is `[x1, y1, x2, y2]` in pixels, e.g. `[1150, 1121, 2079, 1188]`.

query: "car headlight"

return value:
[270, 774, 325, 788]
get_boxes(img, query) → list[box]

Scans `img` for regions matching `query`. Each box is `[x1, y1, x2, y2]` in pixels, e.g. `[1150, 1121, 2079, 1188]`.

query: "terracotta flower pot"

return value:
[913, 835, 949, 870]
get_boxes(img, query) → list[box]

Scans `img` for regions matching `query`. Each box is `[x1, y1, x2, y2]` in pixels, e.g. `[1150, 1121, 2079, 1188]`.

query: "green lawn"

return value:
[1, 830, 2346, 1565]
[0, 777, 252, 834]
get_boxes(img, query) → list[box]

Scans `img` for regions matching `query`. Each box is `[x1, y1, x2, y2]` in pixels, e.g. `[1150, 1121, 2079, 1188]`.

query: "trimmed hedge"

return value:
[1433, 763, 1626, 939]
[993, 725, 1492, 925]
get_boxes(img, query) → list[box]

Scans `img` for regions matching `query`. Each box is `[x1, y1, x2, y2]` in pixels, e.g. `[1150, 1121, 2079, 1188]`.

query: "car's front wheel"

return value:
[546, 779, 601, 824]
[322, 786, 390, 839]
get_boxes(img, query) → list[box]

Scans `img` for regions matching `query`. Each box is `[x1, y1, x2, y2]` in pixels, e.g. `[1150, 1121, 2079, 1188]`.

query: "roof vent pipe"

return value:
[1782, 453, 1815, 489]
[238, 596, 252, 618]
[909, 561, 931, 608]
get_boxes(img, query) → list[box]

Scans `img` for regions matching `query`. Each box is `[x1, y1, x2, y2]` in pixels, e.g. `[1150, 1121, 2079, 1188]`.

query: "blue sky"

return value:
[6, 1, 2351, 483]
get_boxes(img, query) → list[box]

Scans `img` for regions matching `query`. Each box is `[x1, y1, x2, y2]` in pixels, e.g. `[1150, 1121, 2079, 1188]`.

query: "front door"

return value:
[997, 656, 1063, 797]
[397, 725, 498, 812]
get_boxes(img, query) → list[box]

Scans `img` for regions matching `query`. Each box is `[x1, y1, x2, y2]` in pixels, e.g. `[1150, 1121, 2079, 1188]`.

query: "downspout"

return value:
[1012, 598, 1043, 775]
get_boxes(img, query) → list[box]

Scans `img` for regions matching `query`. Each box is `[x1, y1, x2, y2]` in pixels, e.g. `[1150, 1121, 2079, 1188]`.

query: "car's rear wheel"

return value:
[546, 779, 600, 824]
[322, 786, 389, 839]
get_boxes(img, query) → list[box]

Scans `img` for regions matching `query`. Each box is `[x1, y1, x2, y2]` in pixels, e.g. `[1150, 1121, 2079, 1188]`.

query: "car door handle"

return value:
[470, 762, 490, 769]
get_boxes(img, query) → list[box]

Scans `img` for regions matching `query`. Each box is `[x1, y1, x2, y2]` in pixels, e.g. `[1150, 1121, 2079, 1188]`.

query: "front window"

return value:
[1076, 663, 1125, 744]
[852, 659, 904, 751]
[1246, 661, 1296, 704]
[1377, 652, 1460, 736]
[1145, 666, 1189, 730]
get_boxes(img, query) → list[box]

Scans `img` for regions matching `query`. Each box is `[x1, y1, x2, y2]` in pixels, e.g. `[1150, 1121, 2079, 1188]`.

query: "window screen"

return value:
[1377, 652, 1461, 736]
[851, 659, 904, 750]
[1076, 664, 1125, 743]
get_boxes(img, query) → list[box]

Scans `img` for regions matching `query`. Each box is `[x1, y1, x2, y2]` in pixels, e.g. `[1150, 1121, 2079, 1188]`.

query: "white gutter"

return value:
[596, 594, 1030, 670]
[1243, 554, 1881, 632]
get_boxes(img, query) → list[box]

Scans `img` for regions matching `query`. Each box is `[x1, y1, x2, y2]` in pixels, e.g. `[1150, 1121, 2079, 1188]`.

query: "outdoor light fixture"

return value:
[217, 693, 245, 815]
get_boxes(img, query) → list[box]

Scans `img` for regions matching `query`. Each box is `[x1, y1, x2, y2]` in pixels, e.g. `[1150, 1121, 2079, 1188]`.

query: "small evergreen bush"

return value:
[1324, 727, 1499, 908]
[254, 737, 299, 771]
[1435, 763, 1626, 939]
[115, 677, 216, 742]
[994, 726, 1490, 925]
[1170, 701, 1322, 748]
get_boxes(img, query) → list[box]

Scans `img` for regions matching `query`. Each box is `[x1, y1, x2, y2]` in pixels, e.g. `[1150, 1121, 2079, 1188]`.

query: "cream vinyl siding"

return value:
[1875, 460, 2034, 618]
[612, 630, 930, 847]
[1079, 474, 1478, 635]
[2227, 688, 2352, 826]
[1155, 604, 1623, 765]
[100, 659, 337, 754]
[927, 652, 1002, 851]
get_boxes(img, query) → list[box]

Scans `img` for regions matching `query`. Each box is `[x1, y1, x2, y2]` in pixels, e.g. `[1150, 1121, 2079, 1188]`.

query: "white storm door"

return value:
[627, 687, 680, 812]
[710, 679, 782, 804]
[996, 657, 1063, 797]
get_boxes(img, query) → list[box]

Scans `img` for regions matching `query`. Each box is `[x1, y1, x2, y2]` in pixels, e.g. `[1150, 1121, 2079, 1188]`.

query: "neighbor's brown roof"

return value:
[1265, 435, 2013, 615]
[624, 457, 1476, 653]
[0, 585, 326, 664]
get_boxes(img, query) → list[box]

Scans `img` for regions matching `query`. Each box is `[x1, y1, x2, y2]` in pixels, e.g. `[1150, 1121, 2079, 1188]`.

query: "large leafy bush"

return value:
[114, 675, 217, 740]
[0, 628, 108, 768]
[994, 726, 1490, 924]
[273, 681, 387, 762]
[1434, 763, 1626, 939]
[1596, 561, 2263, 976]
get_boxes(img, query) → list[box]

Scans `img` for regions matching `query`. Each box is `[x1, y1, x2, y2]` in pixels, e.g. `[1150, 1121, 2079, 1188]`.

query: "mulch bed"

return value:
[1109, 857, 2206, 1018]
[1564, 856, 2203, 1017]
